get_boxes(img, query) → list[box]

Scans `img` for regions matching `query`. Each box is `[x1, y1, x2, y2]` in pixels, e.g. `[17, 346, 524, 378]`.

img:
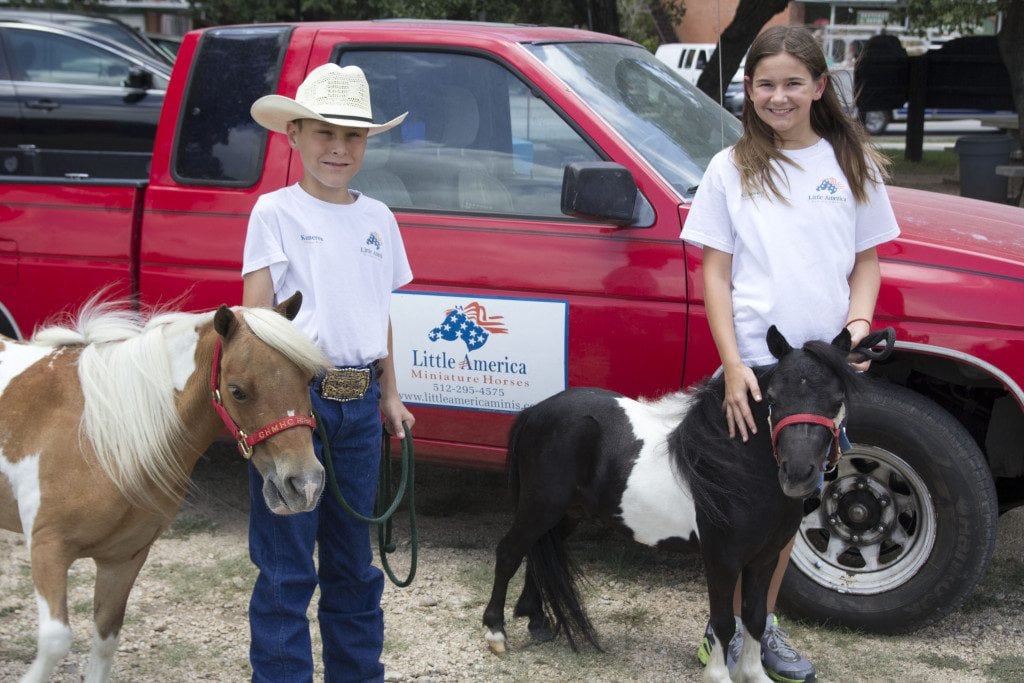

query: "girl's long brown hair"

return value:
[734, 25, 890, 204]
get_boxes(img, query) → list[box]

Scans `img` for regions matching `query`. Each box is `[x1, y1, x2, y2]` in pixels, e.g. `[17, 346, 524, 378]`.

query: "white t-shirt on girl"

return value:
[681, 138, 900, 366]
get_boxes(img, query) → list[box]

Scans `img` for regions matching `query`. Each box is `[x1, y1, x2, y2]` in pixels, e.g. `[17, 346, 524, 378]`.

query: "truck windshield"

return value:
[525, 42, 741, 200]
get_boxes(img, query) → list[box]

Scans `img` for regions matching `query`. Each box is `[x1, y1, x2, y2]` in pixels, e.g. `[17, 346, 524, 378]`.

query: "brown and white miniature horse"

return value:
[0, 292, 328, 683]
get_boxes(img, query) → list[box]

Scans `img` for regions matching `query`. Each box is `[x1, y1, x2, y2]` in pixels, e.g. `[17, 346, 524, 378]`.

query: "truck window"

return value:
[342, 50, 602, 218]
[525, 42, 741, 200]
[172, 26, 290, 186]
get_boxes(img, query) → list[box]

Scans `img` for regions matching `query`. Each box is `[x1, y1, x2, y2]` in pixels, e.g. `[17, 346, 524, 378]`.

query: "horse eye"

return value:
[229, 385, 249, 402]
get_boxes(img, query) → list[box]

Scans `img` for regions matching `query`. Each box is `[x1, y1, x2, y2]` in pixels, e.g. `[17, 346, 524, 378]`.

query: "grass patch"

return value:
[883, 148, 959, 174]
[164, 512, 218, 539]
[916, 652, 971, 671]
[157, 639, 201, 669]
[158, 555, 255, 600]
[985, 654, 1024, 681]
[608, 604, 650, 627]
[71, 597, 93, 616]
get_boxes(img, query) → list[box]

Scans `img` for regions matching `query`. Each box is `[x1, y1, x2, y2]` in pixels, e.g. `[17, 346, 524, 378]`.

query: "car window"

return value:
[7, 28, 132, 87]
[344, 50, 602, 219]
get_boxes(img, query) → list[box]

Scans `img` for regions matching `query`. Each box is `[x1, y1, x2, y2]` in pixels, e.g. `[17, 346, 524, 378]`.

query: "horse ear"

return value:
[275, 291, 303, 321]
[831, 327, 853, 354]
[766, 325, 793, 360]
[214, 306, 239, 339]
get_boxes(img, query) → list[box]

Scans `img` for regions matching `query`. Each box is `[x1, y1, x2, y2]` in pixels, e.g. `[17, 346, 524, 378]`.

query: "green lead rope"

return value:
[316, 416, 417, 587]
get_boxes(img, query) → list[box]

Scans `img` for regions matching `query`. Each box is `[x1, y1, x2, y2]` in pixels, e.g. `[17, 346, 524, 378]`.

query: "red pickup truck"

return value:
[2, 20, 1023, 635]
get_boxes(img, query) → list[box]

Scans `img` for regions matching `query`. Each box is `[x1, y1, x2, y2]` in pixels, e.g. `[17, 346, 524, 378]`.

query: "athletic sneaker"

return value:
[697, 617, 743, 671]
[761, 613, 816, 682]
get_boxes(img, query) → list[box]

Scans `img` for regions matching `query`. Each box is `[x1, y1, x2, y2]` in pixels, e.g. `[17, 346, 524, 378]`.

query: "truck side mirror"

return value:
[561, 162, 654, 227]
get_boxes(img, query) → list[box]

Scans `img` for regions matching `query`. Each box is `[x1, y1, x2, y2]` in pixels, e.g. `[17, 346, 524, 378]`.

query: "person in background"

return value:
[681, 25, 899, 682]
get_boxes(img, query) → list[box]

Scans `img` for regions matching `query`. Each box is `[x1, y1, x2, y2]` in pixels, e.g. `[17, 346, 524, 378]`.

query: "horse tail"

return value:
[505, 406, 528, 498]
[525, 528, 602, 652]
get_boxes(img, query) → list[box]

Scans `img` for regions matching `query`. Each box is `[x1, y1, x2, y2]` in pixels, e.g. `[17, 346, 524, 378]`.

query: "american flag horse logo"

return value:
[815, 177, 845, 194]
[428, 302, 509, 351]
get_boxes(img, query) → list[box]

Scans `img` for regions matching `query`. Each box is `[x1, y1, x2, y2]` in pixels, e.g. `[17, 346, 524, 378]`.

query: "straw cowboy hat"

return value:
[251, 63, 407, 136]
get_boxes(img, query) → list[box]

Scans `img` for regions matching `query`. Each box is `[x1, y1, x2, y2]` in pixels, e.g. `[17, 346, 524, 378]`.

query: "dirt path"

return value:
[2, 449, 1023, 681]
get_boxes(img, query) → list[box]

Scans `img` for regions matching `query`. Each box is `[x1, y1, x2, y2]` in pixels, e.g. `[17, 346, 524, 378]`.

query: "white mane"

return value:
[240, 307, 329, 376]
[30, 301, 327, 508]
[33, 302, 211, 507]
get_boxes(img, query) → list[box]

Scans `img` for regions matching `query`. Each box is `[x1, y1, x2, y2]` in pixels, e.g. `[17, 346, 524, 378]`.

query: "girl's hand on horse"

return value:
[722, 362, 762, 442]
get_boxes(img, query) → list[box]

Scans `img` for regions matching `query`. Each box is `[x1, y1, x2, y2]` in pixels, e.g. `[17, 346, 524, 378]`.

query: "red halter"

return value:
[210, 337, 317, 459]
[769, 409, 843, 473]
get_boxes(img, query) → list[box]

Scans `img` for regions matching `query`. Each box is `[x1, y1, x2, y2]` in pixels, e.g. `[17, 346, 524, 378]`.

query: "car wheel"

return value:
[778, 381, 998, 634]
[861, 110, 890, 135]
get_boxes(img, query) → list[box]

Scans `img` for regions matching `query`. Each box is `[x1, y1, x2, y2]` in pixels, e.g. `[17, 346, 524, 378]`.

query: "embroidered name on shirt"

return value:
[300, 234, 324, 243]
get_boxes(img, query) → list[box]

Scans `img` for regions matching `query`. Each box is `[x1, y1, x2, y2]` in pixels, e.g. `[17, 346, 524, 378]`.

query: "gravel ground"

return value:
[2, 448, 1024, 682]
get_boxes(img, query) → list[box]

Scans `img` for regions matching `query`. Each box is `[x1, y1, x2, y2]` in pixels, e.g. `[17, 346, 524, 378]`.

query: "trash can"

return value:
[954, 134, 1015, 203]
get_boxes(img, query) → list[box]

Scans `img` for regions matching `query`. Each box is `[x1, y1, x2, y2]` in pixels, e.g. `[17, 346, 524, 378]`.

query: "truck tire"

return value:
[778, 381, 998, 633]
[861, 109, 890, 135]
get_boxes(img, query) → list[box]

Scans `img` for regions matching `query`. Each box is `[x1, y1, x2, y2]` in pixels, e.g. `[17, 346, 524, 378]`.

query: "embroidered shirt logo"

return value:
[361, 231, 384, 260]
[809, 176, 848, 203]
[300, 234, 324, 243]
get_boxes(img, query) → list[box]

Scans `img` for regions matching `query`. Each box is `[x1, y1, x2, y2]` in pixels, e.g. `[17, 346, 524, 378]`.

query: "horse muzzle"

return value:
[261, 464, 325, 515]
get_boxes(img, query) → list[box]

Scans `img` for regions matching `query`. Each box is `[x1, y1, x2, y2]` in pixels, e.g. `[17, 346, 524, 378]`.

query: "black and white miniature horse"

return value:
[483, 326, 862, 682]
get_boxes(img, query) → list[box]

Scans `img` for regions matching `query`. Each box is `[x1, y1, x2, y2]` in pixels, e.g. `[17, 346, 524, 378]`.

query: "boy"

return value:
[243, 63, 414, 682]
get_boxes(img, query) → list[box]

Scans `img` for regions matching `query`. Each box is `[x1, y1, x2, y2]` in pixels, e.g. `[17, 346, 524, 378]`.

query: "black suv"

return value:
[0, 19, 170, 178]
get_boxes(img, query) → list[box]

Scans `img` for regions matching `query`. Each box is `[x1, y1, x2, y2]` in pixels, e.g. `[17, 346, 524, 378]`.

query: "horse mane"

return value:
[240, 307, 329, 376]
[668, 377, 762, 527]
[30, 300, 327, 510]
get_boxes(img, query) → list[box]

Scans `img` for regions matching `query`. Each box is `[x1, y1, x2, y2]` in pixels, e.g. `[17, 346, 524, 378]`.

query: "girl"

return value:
[681, 25, 900, 681]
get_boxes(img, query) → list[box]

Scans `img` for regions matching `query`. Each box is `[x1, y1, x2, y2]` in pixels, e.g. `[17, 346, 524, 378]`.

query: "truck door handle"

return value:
[25, 99, 59, 111]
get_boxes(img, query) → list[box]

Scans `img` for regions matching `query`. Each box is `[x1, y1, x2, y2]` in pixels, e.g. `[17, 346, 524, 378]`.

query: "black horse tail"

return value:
[506, 405, 529, 499]
[506, 401, 600, 651]
[522, 529, 602, 652]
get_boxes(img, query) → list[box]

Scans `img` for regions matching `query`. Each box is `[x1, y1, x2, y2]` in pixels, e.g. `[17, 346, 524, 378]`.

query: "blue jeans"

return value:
[248, 375, 384, 683]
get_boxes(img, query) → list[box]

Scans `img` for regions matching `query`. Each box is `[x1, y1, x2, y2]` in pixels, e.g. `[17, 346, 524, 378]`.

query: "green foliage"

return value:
[892, 0, 1011, 34]
[191, 0, 581, 29]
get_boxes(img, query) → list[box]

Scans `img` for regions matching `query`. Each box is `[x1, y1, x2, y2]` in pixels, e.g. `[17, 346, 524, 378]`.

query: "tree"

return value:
[693, 0, 787, 104]
[189, 0, 616, 34]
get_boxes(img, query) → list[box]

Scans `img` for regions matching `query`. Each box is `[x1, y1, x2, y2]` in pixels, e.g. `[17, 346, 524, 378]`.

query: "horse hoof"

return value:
[484, 629, 506, 655]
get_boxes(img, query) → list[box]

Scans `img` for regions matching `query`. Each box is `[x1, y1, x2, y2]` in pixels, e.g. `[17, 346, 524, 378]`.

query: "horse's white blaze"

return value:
[0, 451, 41, 544]
[22, 593, 72, 683]
[702, 641, 731, 683]
[165, 326, 199, 392]
[616, 395, 700, 545]
[84, 625, 119, 683]
[734, 633, 771, 683]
